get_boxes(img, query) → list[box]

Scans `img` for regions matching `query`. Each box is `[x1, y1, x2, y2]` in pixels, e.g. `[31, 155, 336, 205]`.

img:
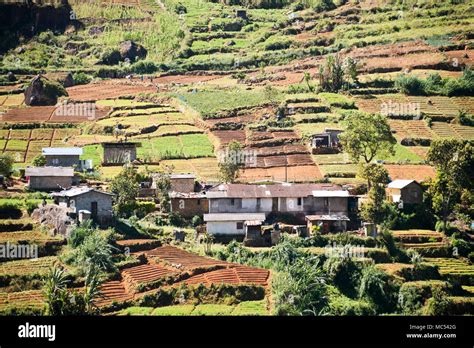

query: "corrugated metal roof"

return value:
[306, 215, 350, 221]
[312, 190, 350, 197]
[51, 186, 114, 198]
[170, 174, 196, 179]
[204, 213, 266, 222]
[25, 167, 74, 177]
[387, 180, 416, 189]
[207, 183, 343, 198]
[42, 147, 83, 156]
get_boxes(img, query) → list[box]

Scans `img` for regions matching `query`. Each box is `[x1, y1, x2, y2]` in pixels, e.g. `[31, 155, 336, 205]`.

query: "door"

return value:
[322, 222, 329, 234]
[272, 198, 278, 212]
[91, 202, 98, 222]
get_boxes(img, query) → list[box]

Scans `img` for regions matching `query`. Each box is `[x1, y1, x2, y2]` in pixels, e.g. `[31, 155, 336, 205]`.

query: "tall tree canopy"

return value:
[339, 112, 396, 164]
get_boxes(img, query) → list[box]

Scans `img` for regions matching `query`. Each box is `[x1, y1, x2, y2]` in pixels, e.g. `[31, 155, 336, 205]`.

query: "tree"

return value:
[44, 265, 103, 315]
[302, 72, 314, 92]
[427, 139, 473, 233]
[110, 165, 141, 217]
[339, 112, 396, 164]
[218, 140, 244, 183]
[32, 154, 46, 167]
[358, 264, 395, 313]
[0, 153, 14, 177]
[319, 54, 344, 92]
[359, 184, 389, 225]
[358, 163, 389, 190]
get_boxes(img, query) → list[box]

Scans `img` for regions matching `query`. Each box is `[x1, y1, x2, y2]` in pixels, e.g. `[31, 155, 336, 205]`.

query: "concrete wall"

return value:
[209, 198, 274, 213]
[209, 197, 349, 215]
[28, 176, 72, 191]
[71, 192, 112, 218]
[103, 147, 137, 164]
[171, 198, 209, 218]
[45, 155, 80, 167]
[207, 221, 245, 235]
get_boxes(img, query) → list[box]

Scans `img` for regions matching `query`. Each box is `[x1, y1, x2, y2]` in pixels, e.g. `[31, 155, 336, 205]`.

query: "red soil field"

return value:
[122, 263, 178, 289]
[1, 104, 111, 123]
[384, 164, 436, 182]
[96, 281, 133, 307]
[240, 165, 323, 182]
[67, 81, 157, 101]
[180, 265, 269, 287]
[143, 245, 230, 270]
[211, 130, 247, 148]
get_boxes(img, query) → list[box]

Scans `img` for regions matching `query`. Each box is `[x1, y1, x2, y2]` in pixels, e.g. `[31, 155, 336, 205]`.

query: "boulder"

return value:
[31, 204, 74, 237]
[24, 75, 68, 106]
[119, 40, 147, 62]
[7, 71, 16, 82]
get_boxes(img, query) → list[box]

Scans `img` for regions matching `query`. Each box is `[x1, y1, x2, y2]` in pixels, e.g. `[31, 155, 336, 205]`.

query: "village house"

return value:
[25, 167, 74, 191]
[204, 183, 357, 236]
[169, 174, 196, 193]
[51, 186, 114, 226]
[41, 147, 89, 169]
[311, 128, 343, 154]
[386, 179, 424, 205]
[170, 191, 208, 218]
[101, 142, 140, 165]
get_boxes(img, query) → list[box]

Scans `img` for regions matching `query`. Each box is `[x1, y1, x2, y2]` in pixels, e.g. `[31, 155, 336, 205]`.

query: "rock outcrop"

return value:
[31, 204, 74, 237]
[24, 75, 68, 106]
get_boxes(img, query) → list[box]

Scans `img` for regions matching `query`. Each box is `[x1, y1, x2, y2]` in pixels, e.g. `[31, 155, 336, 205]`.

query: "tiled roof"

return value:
[207, 183, 344, 198]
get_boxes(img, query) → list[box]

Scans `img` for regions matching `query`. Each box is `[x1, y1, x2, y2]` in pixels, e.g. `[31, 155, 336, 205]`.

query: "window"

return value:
[52, 158, 59, 165]
[324, 198, 329, 207]
[236, 222, 243, 230]
[197, 199, 201, 205]
[256, 198, 261, 207]
[231, 198, 235, 205]
[297, 198, 302, 206]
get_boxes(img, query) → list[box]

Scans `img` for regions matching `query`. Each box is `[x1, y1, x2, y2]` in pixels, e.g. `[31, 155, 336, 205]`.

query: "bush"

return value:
[192, 215, 203, 227]
[323, 255, 361, 297]
[0, 201, 22, 219]
[395, 74, 426, 95]
[327, 289, 376, 315]
[0, 153, 14, 177]
[272, 257, 328, 315]
[131, 61, 158, 74]
[32, 154, 46, 167]
[398, 280, 450, 314]
[451, 238, 472, 257]
[169, 212, 186, 227]
[72, 72, 91, 85]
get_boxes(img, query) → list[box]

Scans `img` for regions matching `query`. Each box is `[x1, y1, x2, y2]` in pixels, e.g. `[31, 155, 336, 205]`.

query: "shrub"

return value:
[423, 288, 453, 315]
[0, 153, 14, 177]
[451, 238, 472, 257]
[398, 280, 450, 314]
[395, 74, 426, 95]
[0, 201, 22, 219]
[272, 257, 328, 315]
[323, 255, 361, 297]
[192, 215, 203, 227]
[72, 72, 92, 85]
[32, 154, 46, 167]
[131, 61, 158, 74]
[359, 264, 398, 313]
[327, 289, 376, 315]
[169, 212, 186, 227]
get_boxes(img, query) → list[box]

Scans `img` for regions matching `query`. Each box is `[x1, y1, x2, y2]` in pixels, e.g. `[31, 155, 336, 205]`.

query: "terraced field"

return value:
[96, 245, 270, 309]
[424, 258, 474, 286]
